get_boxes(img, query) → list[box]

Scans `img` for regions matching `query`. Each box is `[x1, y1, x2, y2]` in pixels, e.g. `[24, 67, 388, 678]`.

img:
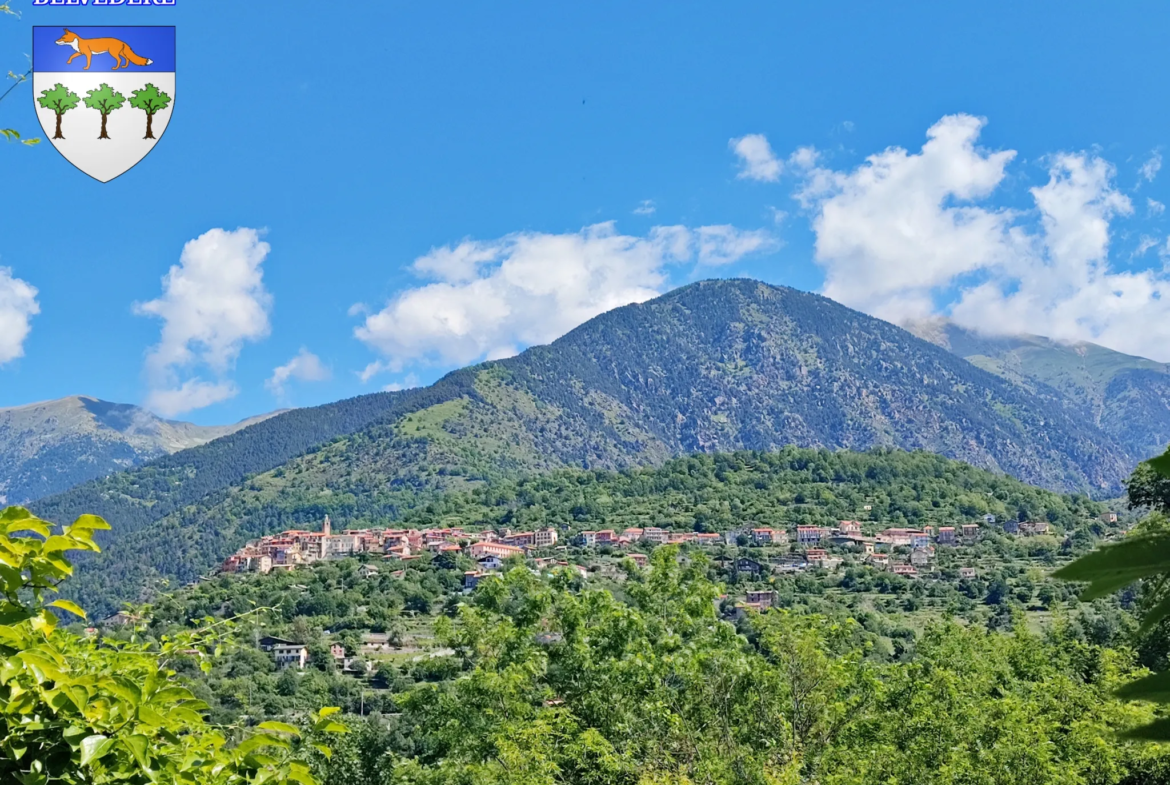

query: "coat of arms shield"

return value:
[32, 26, 175, 183]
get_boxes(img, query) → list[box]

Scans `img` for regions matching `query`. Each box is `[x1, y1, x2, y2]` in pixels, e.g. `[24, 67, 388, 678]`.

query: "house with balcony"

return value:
[796, 526, 826, 547]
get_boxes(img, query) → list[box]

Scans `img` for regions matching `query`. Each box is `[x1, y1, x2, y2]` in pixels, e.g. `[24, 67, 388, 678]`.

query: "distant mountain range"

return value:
[904, 318, 1170, 462]
[0, 396, 279, 505]
[26, 279, 1159, 614]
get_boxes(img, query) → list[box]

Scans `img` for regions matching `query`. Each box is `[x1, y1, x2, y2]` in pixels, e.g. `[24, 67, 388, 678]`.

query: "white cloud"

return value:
[0, 268, 39, 366]
[266, 348, 330, 397]
[633, 200, 656, 216]
[383, 373, 421, 392]
[1140, 151, 1163, 183]
[358, 360, 391, 383]
[354, 221, 773, 372]
[796, 114, 1018, 321]
[730, 133, 782, 182]
[1149, 197, 1165, 216]
[696, 225, 777, 265]
[1135, 235, 1160, 258]
[136, 228, 272, 417]
[146, 380, 238, 418]
[793, 114, 1170, 361]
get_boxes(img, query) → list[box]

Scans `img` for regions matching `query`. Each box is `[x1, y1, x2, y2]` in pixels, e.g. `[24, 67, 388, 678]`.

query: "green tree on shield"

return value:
[36, 83, 80, 139]
[83, 83, 125, 140]
[128, 83, 170, 139]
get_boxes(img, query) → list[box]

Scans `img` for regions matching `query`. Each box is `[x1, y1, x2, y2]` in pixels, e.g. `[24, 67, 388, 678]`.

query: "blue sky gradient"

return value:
[2, 0, 1169, 423]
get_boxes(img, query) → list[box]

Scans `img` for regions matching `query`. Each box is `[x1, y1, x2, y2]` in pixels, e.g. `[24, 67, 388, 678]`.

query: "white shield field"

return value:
[32, 72, 175, 183]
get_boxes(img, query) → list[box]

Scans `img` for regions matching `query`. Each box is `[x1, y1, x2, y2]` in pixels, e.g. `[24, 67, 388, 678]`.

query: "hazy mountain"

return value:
[904, 317, 1170, 461]
[33, 279, 1141, 613]
[0, 396, 279, 505]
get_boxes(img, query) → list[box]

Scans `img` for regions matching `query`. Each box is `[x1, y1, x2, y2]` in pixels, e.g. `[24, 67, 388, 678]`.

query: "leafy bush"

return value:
[0, 506, 345, 784]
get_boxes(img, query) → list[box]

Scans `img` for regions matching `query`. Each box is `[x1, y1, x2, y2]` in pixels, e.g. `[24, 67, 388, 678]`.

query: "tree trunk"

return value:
[144, 113, 154, 140]
[99, 113, 109, 140]
[54, 112, 63, 140]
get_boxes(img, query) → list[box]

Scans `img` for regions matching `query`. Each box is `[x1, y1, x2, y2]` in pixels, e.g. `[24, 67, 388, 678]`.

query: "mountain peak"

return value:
[0, 396, 278, 505]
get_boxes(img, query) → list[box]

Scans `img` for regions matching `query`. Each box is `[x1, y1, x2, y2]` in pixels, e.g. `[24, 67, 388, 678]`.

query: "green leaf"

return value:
[234, 734, 290, 756]
[105, 676, 141, 707]
[48, 600, 86, 620]
[0, 507, 33, 523]
[257, 720, 301, 737]
[149, 686, 194, 705]
[286, 761, 317, 785]
[5, 519, 49, 538]
[1148, 449, 1170, 479]
[71, 514, 111, 532]
[1116, 671, 1170, 703]
[136, 704, 167, 728]
[122, 735, 149, 769]
[79, 735, 111, 766]
[1120, 718, 1170, 741]
[1051, 534, 1170, 599]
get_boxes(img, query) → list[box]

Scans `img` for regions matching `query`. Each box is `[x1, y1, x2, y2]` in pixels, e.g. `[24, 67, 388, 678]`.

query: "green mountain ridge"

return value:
[0, 396, 280, 505]
[904, 317, 1170, 460]
[33, 279, 1144, 614]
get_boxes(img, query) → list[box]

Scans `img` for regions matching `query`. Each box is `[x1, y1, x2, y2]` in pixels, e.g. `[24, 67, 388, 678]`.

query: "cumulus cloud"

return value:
[796, 114, 1018, 321]
[633, 200, 656, 216]
[136, 228, 272, 416]
[266, 348, 330, 397]
[1149, 197, 1165, 217]
[353, 221, 774, 375]
[730, 133, 782, 182]
[0, 268, 39, 366]
[793, 114, 1170, 361]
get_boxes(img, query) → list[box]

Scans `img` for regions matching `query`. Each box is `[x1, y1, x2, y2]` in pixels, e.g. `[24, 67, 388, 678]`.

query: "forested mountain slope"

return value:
[31, 389, 436, 543]
[906, 317, 1170, 461]
[0, 396, 277, 504]
[47, 279, 1141, 613]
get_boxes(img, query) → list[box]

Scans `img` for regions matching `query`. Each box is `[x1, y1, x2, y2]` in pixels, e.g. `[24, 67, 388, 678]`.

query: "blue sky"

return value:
[2, 0, 1170, 424]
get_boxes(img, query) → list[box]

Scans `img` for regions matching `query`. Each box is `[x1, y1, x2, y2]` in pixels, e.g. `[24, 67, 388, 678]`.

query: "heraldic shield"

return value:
[32, 26, 175, 183]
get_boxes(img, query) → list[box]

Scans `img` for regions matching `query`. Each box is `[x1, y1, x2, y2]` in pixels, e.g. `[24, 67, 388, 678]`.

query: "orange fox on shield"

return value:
[55, 29, 153, 71]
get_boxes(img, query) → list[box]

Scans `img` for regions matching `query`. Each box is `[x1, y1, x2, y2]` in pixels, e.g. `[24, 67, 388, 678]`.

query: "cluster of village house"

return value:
[214, 510, 1117, 669]
[220, 511, 1077, 592]
[220, 516, 559, 576]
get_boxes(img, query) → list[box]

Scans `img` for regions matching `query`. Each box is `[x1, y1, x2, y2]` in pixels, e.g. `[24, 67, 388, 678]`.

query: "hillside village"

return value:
[216, 507, 1105, 657]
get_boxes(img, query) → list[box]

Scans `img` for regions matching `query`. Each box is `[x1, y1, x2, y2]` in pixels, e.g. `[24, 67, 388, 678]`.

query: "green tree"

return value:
[1056, 446, 1170, 740]
[2, 3, 37, 146]
[128, 82, 170, 139]
[36, 83, 79, 140]
[0, 505, 346, 783]
[83, 83, 124, 140]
